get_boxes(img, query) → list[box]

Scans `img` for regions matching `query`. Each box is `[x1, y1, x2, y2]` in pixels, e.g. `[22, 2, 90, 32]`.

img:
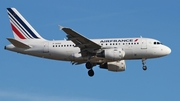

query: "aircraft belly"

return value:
[124, 48, 133, 59]
[49, 47, 81, 61]
[124, 48, 149, 59]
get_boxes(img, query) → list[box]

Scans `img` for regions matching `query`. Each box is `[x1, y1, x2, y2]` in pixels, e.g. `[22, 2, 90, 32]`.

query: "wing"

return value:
[60, 26, 101, 56]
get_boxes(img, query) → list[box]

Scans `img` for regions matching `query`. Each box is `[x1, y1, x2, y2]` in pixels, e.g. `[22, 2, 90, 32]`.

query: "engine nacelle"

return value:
[97, 48, 125, 61]
[100, 60, 126, 72]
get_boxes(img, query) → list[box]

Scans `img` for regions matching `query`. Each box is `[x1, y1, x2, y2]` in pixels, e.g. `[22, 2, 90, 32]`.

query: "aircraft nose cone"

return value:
[162, 46, 171, 56]
[166, 46, 171, 55]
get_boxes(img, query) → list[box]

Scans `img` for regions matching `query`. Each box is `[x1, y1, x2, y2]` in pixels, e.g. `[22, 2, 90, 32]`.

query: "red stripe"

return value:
[134, 39, 138, 42]
[10, 23, 26, 39]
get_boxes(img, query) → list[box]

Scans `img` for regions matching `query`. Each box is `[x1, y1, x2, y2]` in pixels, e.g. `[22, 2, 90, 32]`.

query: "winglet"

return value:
[58, 25, 64, 30]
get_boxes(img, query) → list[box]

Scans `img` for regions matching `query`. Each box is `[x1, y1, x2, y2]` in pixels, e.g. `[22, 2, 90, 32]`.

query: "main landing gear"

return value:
[86, 62, 94, 77]
[142, 58, 147, 70]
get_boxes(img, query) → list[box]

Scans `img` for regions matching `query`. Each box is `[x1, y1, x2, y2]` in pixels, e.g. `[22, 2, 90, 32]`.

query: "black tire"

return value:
[86, 62, 92, 69]
[143, 66, 147, 70]
[88, 69, 94, 77]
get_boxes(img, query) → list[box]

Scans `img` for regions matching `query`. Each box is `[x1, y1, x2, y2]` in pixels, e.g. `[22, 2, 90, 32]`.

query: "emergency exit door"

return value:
[141, 39, 147, 49]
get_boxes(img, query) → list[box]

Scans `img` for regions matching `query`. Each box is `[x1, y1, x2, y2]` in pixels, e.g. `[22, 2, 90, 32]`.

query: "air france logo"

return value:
[134, 39, 138, 42]
[100, 39, 139, 43]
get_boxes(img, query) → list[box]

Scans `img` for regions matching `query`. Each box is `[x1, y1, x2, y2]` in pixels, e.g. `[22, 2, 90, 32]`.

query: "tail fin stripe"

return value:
[10, 23, 26, 39]
[8, 13, 32, 39]
[7, 8, 39, 39]
[10, 20, 30, 39]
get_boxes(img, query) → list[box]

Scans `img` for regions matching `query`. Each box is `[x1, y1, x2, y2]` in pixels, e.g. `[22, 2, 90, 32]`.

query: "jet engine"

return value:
[97, 48, 125, 61]
[100, 60, 126, 72]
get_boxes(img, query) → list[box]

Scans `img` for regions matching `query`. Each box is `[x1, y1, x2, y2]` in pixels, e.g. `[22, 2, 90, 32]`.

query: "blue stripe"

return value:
[8, 13, 32, 39]
[7, 8, 39, 39]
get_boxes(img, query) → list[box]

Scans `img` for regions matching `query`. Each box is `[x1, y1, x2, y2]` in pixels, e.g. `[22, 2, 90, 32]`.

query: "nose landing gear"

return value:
[143, 66, 147, 70]
[142, 58, 147, 70]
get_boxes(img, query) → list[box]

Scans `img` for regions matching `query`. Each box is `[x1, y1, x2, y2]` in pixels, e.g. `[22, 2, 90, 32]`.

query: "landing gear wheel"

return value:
[86, 62, 93, 69]
[88, 69, 94, 77]
[142, 58, 147, 71]
[143, 66, 147, 70]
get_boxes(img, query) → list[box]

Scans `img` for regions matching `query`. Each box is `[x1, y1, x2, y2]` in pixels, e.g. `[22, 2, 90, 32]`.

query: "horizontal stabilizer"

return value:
[7, 38, 31, 49]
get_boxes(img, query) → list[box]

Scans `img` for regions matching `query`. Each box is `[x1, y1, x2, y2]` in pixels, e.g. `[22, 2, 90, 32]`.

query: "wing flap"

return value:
[7, 38, 31, 49]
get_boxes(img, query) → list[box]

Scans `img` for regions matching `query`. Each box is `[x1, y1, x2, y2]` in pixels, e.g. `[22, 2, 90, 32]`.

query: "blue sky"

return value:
[0, 0, 179, 101]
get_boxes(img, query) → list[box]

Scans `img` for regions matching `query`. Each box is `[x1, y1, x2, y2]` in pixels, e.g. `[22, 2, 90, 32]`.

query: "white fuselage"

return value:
[5, 8, 172, 76]
[5, 37, 171, 63]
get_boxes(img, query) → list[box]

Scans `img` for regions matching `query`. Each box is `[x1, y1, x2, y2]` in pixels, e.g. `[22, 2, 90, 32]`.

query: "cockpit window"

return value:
[154, 41, 162, 45]
[157, 42, 160, 44]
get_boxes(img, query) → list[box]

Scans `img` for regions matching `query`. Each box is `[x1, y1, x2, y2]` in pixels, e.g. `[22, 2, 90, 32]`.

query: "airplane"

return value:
[5, 8, 171, 77]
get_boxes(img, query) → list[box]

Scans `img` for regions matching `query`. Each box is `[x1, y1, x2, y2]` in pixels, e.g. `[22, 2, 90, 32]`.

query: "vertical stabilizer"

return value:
[7, 8, 45, 40]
